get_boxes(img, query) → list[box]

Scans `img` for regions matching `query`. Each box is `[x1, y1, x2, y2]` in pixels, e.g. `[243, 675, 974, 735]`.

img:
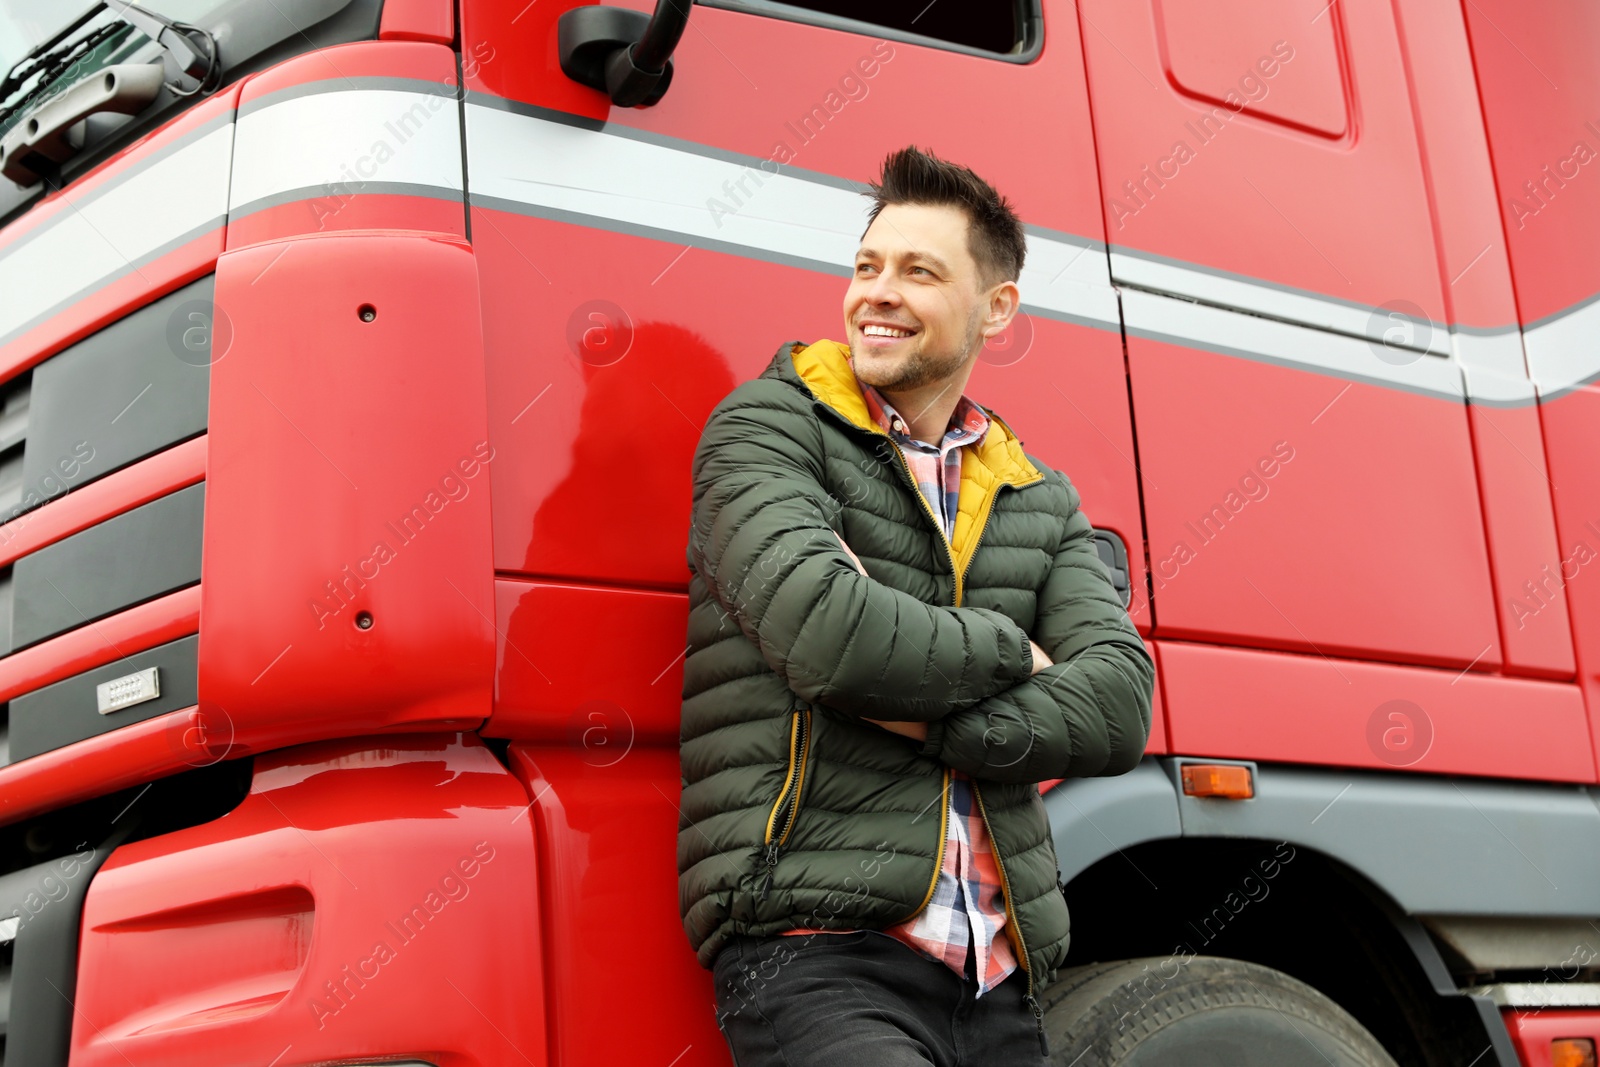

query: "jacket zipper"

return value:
[972, 779, 1048, 1057]
[760, 708, 812, 901]
[888, 443, 961, 594]
[952, 477, 1020, 607]
[818, 400, 1045, 1033]
[895, 766, 950, 922]
[886, 443, 961, 925]
[955, 463, 1047, 1052]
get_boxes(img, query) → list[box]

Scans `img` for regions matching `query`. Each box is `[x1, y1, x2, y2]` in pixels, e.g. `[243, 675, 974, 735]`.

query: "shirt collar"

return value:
[858, 380, 990, 452]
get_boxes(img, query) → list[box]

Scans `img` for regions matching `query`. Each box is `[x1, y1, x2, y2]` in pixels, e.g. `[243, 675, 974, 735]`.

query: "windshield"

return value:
[0, 1, 224, 139]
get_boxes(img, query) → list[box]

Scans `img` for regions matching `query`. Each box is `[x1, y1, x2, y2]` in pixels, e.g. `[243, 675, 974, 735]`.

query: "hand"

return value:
[834, 532, 867, 574]
[863, 717, 929, 742]
[1028, 639, 1053, 676]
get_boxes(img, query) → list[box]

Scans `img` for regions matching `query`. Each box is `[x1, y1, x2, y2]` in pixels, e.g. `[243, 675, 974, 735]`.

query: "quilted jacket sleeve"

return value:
[688, 380, 1036, 720]
[915, 470, 1154, 783]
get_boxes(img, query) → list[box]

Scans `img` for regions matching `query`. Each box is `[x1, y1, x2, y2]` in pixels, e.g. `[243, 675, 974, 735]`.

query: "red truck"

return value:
[0, 0, 1596, 1064]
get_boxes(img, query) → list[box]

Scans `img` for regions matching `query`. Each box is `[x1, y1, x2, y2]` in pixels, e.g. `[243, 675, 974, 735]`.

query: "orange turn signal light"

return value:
[1181, 764, 1255, 799]
[1552, 1038, 1597, 1067]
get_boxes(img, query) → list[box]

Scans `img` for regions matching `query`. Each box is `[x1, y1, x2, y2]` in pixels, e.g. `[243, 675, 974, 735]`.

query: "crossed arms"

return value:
[836, 533, 1055, 743]
[687, 386, 1155, 785]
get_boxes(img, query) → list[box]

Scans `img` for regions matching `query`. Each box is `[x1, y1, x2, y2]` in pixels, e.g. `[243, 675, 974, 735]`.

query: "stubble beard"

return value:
[854, 311, 985, 392]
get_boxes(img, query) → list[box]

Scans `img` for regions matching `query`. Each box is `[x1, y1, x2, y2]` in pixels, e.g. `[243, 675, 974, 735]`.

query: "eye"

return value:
[856, 263, 876, 275]
[910, 266, 932, 276]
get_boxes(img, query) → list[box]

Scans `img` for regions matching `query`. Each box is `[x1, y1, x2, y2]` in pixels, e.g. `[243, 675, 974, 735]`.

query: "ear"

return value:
[978, 279, 1021, 340]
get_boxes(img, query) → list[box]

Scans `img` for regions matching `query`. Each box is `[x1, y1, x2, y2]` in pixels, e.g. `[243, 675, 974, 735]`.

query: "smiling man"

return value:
[679, 146, 1154, 1066]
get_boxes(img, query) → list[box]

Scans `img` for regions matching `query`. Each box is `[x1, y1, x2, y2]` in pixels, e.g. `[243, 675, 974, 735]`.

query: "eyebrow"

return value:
[856, 248, 953, 275]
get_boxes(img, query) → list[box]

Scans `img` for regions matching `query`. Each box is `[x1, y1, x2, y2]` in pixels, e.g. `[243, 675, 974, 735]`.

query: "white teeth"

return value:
[863, 324, 913, 338]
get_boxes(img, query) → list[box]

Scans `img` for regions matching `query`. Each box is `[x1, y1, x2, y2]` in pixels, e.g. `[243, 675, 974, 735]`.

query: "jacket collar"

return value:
[775, 338, 1045, 489]
[773, 339, 1046, 587]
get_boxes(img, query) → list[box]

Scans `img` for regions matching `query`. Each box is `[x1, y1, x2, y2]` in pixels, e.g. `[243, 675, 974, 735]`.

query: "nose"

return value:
[862, 269, 901, 307]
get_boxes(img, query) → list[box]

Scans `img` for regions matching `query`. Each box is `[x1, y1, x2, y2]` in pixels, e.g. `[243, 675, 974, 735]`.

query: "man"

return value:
[679, 145, 1154, 1066]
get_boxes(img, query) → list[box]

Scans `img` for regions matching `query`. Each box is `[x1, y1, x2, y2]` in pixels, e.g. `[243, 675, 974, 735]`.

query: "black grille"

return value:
[1, 276, 211, 527]
[0, 372, 31, 521]
[0, 569, 11, 665]
[9, 634, 199, 764]
[0, 276, 213, 767]
[9, 483, 203, 656]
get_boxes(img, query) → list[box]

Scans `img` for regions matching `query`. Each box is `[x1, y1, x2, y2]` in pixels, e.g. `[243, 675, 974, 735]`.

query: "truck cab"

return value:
[0, 0, 1597, 1064]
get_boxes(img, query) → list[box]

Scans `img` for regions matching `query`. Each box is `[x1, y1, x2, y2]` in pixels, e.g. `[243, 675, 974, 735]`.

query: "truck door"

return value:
[1079, 0, 1588, 779]
[460, 1, 1144, 1064]
[1078, 0, 1498, 666]
[1469, 0, 1600, 773]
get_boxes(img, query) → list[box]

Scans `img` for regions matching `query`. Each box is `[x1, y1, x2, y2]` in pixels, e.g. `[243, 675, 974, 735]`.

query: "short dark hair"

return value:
[862, 145, 1026, 289]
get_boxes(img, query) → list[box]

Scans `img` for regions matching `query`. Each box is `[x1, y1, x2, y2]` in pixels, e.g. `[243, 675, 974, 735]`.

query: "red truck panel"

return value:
[485, 577, 688, 744]
[466, 0, 1148, 638]
[1079, 0, 1445, 327]
[464, 0, 1106, 243]
[72, 733, 544, 1067]
[1505, 1008, 1600, 1067]
[1469, 0, 1600, 782]
[201, 233, 494, 751]
[1391, 0, 1574, 678]
[1161, 638, 1594, 782]
[1469, 402, 1576, 679]
[380, 0, 457, 45]
[506, 743, 716, 1067]
[1128, 320, 1500, 669]
[1537, 397, 1600, 781]
[0, 707, 206, 826]
[1468, 0, 1600, 326]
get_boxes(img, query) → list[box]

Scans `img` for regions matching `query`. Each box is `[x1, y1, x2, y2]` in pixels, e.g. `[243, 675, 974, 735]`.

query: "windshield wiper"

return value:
[0, 4, 117, 111]
[104, 2, 216, 85]
[0, 1, 217, 119]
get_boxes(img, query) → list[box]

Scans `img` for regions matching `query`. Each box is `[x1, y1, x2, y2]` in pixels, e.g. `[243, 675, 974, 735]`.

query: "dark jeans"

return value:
[711, 930, 1050, 1067]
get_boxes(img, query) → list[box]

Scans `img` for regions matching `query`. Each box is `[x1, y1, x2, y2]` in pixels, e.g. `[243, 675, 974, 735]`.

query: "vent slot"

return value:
[9, 483, 204, 654]
[0, 372, 32, 522]
[0, 568, 12, 659]
[3, 276, 211, 528]
[9, 634, 198, 764]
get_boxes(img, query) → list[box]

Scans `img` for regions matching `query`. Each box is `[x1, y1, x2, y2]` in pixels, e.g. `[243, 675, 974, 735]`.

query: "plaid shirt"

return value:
[780, 380, 1020, 998]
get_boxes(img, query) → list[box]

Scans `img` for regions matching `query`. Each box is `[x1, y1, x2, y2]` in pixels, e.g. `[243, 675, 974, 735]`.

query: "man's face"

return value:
[842, 202, 1001, 393]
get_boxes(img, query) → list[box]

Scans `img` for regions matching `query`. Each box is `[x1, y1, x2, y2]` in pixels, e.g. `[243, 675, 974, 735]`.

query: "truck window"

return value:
[695, 0, 1039, 60]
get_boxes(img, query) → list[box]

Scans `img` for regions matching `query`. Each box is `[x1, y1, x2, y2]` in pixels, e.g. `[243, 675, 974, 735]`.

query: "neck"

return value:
[878, 362, 976, 444]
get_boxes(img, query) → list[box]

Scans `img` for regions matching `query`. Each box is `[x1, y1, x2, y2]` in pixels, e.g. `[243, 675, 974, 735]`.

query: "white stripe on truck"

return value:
[230, 85, 464, 218]
[0, 123, 232, 350]
[0, 85, 1592, 405]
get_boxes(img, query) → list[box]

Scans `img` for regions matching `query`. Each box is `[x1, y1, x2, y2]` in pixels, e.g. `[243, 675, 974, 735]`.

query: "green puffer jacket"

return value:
[678, 338, 1155, 1000]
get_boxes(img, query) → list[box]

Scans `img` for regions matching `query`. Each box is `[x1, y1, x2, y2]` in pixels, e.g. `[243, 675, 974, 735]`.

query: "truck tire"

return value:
[1040, 955, 1400, 1067]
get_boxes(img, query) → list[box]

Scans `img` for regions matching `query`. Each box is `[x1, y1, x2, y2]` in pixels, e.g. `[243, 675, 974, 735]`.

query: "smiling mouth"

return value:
[859, 324, 917, 339]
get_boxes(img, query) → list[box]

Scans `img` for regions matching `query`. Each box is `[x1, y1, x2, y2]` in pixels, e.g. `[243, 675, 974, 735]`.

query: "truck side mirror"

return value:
[557, 0, 691, 109]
